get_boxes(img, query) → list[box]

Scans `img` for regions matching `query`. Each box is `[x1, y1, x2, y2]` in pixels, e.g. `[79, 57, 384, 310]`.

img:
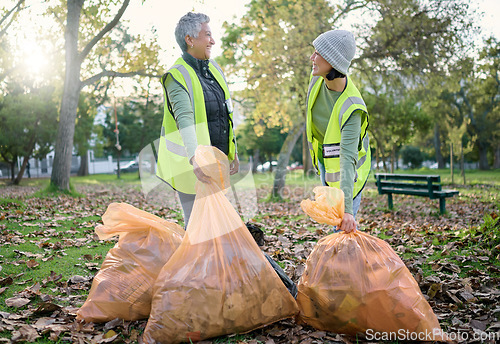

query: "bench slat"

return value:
[379, 187, 436, 197]
[434, 190, 459, 197]
[377, 181, 442, 191]
[373, 173, 458, 214]
[375, 173, 441, 182]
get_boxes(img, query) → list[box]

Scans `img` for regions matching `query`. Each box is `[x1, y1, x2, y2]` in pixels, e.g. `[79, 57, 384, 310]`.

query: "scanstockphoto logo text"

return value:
[365, 328, 500, 342]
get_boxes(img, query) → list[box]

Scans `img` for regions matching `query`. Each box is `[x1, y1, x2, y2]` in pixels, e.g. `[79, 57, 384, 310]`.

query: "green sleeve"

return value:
[164, 74, 198, 161]
[340, 110, 363, 215]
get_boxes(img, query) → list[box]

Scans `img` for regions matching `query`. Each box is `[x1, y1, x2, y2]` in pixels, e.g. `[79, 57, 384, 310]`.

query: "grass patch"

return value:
[0, 197, 25, 209]
[71, 172, 142, 185]
[369, 168, 500, 186]
[0, 214, 113, 313]
[30, 182, 83, 198]
[391, 214, 500, 280]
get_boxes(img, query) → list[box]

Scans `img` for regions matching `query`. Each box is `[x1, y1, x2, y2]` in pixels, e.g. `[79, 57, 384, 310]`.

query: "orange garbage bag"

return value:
[76, 203, 184, 323]
[143, 146, 298, 344]
[297, 186, 448, 341]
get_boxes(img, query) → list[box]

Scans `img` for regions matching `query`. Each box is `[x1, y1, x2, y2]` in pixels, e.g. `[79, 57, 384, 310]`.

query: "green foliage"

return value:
[355, 0, 479, 170]
[221, 0, 336, 133]
[236, 121, 286, 163]
[358, 0, 476, 76]
[364, 91, 431, 167]
[74, 92, 98, 157]
[0, 83, 58, 176]
[0, 216, 113, 313]
[400, 145, 424, 169]
[446, 38, 500, 169]
[100, 94, 163, 159]
[475, 213, 500, 254]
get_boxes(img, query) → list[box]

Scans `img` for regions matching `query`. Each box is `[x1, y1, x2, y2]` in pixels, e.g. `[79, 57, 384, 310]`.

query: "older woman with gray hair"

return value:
[156, 12, 239, 227]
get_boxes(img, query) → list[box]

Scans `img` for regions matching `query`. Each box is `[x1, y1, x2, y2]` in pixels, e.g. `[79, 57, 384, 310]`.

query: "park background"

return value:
[0, 0, 499, 185]
[0, 0, 499, 343]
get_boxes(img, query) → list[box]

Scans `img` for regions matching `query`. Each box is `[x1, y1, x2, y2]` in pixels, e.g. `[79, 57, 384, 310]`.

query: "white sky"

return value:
[122, 0, 252, 67]
[123, 0, 500, 69]
[6, 0, 500, 83]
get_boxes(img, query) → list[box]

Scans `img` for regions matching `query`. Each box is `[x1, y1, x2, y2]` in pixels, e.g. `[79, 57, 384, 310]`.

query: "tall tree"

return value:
[99, 92, 163, 164]
[74, 92, 97, 176]
[356, 0, 476, 169]
[221, 0, 340, 197]
[364, 90, 431, 172]
[222, 0, 475, 197]
[50, 0, 161, 191]
[438, 38, 500, 170]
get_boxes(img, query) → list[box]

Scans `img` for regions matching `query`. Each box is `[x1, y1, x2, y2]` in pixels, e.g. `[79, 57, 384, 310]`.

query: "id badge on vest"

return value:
[322, 143, 340, 158]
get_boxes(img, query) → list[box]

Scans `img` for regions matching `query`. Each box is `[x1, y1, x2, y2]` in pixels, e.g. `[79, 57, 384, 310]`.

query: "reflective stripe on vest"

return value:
[170, 64, 195, 113]
[324, 135, 369, 183]
[339, 97, 366, 129]
[160, 126, 189, 158]
[306, 76, 321, 107]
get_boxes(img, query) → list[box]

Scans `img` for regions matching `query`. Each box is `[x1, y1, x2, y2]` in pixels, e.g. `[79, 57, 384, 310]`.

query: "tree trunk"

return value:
[251, 149, 260, 173]
[9, 159, 16, 181]
[450, 143, 454, 184]
[477, 140, 490, 170]
[13, 156, 29, 185]
[460, 143, 466, 185]
[434, 123, 445, 168]
[50, 0, 84, 191]
[302, 133, 313, 175]
[78, 149, 89, 176]
[272, 122, 305, 198]
[14, 130, 37, 185]
[494, 143, 500, 169]
[390, 146, 395, 173]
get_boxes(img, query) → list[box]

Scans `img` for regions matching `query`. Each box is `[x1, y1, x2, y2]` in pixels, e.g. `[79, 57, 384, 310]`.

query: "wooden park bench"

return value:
[374, 173, 459, 214]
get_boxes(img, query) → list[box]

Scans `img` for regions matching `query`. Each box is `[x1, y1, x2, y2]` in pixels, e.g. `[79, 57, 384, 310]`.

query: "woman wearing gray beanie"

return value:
[305, 29, 371, 233]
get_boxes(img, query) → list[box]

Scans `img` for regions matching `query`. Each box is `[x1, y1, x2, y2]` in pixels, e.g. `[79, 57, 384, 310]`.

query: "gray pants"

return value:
[177, 191, 196, 228]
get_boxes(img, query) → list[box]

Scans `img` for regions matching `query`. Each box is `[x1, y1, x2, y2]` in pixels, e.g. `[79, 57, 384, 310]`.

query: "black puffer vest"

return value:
[183, 53, 230, 155]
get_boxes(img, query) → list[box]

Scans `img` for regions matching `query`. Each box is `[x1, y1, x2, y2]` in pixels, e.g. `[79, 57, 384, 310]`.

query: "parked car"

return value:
[287, 162, 303, 171]
[114, 160, 153, 174]
[256, 161, 277, 172]
[114, 161, 139, 173]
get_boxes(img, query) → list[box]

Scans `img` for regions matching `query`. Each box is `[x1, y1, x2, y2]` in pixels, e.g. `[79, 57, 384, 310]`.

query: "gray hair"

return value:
[175, 12, 210, 52]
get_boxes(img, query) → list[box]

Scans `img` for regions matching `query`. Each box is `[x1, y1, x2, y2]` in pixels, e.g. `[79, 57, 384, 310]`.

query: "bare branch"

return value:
[80, 70, 160, 89]
[0, 0, 26, 38]
[79, 0, 130, 62]
[0, 65, 19, 81]
[332, 0, 367, 25]
[0, 0, 25, 27]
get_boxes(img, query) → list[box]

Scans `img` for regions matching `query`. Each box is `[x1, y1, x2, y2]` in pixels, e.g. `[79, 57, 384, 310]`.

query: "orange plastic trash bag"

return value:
[143, 146, 298, 344]
[76, 202, 184, 323]
[297, 186, 448, 341]
[300, 186, 344, 226]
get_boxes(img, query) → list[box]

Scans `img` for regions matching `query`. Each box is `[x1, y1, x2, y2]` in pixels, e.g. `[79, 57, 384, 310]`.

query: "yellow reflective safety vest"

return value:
[306, 75, 371, 198]
[156, 57, 236, 194]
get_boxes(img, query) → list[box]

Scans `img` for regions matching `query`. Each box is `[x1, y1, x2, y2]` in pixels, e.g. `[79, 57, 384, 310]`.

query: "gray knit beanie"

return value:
[313, 30, 356, 75]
